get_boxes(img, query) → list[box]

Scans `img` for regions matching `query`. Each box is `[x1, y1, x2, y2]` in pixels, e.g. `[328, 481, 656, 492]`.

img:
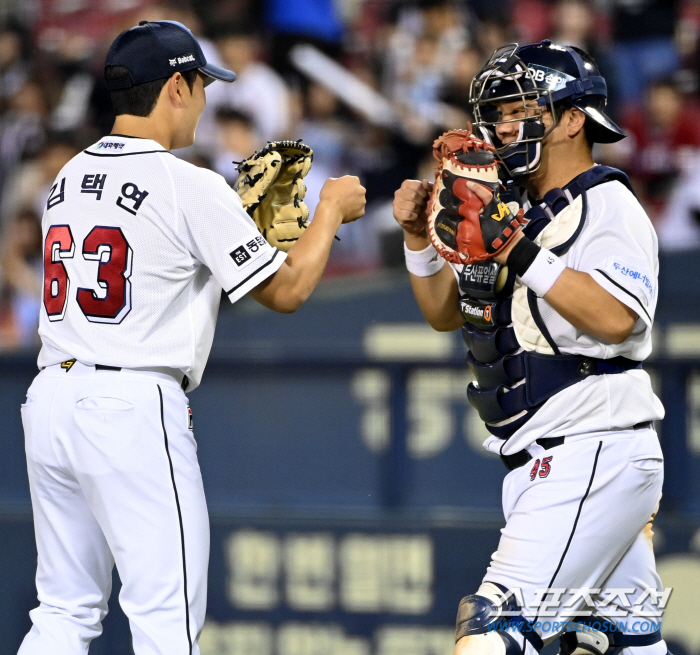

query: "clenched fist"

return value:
[320, 176, 367, 224]
[393, 179, 433, 242]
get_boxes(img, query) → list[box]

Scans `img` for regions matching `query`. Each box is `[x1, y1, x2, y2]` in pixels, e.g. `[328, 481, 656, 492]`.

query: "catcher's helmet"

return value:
[469, 40, 625, 177]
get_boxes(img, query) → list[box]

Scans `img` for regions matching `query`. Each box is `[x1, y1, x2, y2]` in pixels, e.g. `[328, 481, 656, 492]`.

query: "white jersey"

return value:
[452, 179, 665, 455]
[37, 136, 286, 390]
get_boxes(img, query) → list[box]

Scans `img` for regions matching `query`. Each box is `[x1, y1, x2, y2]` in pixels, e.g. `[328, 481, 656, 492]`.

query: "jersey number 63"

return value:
[44, 225, 133, 324]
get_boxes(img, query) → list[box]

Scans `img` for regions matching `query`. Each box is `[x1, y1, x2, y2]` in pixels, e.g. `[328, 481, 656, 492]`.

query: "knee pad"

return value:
[559, 617, 662, 655]
[456, 582, 543, 655]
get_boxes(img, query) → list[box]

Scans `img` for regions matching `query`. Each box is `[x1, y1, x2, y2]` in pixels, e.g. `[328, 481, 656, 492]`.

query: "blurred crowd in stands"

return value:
[0, 0, 699, 349]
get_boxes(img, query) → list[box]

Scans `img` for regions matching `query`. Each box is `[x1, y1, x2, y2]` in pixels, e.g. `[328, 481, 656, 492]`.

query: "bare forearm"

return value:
[410, 266, 464, 331]
[544, 268, 637, 343]
[250, 201, 342, 312]
[283, 202, 343, 300]
[500, 234, 637, 343]
[404, 233, 463, 331]
[394, 179, 463, 331]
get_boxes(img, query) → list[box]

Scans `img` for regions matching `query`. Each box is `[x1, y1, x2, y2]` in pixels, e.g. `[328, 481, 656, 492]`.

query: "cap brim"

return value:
[199, 62, 236, 85]
[578, 105, 627, 143]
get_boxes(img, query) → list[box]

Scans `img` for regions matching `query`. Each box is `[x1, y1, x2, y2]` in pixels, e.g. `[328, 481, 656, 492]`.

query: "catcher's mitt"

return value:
[426, 128, 526, 265]
[234, 140, 313, 252]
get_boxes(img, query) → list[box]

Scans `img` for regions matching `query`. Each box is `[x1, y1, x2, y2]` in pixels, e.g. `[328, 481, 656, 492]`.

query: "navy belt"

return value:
[95, 364, 190, 391]
[501, 422, 653, 471]
[501, 436, 565, 471]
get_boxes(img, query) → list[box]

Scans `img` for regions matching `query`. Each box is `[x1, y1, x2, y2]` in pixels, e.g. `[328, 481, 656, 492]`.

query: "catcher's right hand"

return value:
[234, 140, 313, 252]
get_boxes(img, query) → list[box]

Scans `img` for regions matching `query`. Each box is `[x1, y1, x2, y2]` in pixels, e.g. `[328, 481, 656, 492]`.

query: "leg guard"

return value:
[559, 617, 662, 655]
[456, 583, 544, 655]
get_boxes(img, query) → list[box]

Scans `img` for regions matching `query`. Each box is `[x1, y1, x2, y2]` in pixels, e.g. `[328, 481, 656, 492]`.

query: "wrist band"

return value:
[404, 242, 445, 277]
[517, 245, 566, 298]
[506, 237, 541, 277]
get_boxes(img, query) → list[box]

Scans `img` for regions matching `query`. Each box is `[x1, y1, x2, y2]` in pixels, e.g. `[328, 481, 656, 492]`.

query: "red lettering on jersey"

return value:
[43, 225, 75, 321]
[530, 456, 554, 481]
[77, 227, 132, 323]
[539, 456, 553, 478]
[529, 459, 540, 481]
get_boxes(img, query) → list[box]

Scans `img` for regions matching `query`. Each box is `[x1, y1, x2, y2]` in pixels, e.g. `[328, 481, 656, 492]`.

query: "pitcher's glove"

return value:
[426, 128, 526, 265]
[234, 140, 313, 252]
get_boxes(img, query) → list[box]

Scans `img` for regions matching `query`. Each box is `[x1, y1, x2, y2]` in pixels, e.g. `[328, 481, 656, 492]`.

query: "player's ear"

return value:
[166, 72, 185, 106]
[566, 107, 587, 139]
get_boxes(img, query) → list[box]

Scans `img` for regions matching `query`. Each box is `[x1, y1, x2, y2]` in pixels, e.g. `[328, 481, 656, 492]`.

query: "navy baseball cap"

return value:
[105, 20, 236, 90]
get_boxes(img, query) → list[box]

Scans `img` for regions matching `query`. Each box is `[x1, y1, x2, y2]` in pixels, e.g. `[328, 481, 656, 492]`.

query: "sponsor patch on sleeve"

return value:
[229, 235, 269, 268]
[602, 256, 654, 305]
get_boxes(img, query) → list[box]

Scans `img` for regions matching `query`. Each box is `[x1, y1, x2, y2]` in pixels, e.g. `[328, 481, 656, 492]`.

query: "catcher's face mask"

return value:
[470, 41, 625, 178]
[470, 44, 557, 178]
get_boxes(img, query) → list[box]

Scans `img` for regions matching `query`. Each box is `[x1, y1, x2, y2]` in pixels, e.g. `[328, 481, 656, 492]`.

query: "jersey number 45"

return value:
[44, 225, 132, 324]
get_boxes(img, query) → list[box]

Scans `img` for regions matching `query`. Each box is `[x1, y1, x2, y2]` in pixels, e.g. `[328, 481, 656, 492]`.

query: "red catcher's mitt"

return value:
[426, 128, 526, 265]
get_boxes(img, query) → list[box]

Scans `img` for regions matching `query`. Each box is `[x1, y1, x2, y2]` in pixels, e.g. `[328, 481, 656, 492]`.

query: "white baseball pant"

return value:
[18, 362, 208, 655]
[484, 427, 667, 655]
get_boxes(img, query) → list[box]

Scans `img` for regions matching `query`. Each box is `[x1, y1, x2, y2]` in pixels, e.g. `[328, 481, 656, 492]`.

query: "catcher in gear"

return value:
[234, 140, 313, 252]
[394, 41, 668, 655]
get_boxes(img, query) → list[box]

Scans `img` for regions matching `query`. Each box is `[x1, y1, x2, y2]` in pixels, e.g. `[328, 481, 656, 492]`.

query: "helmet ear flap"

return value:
[574, 101, 627, 143]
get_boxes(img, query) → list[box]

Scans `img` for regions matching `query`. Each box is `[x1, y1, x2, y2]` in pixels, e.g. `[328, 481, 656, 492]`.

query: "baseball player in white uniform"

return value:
[19, 20, 365, 655]
[393, 42, 670, 655]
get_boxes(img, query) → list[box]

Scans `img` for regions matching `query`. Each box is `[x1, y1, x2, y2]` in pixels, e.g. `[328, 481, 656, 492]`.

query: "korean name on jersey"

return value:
[39, 136, 286, 390]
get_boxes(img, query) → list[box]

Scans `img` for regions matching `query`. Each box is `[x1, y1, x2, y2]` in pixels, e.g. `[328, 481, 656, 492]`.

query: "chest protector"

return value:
[460, 166, 642, 439]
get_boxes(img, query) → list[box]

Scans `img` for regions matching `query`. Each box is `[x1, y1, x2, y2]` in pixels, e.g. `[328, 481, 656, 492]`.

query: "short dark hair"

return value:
[106, 66, 199, 117]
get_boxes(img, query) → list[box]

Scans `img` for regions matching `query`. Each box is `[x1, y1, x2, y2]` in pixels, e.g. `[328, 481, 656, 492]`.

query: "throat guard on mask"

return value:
[460, 166, 642, 439]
